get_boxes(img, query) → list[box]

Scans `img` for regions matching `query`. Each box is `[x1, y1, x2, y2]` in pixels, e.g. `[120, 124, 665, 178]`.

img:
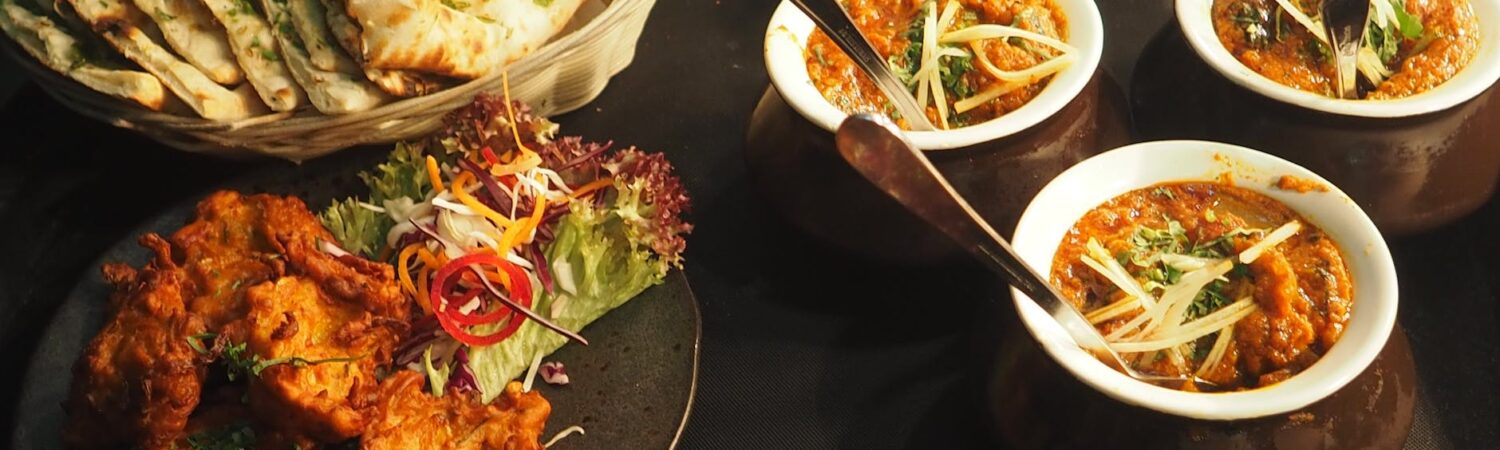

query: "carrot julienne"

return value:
[569, 178, 614, 199]
[452, 172, 515, 227]
[398, 244, 424, 303]
[427, 155, 446, 193]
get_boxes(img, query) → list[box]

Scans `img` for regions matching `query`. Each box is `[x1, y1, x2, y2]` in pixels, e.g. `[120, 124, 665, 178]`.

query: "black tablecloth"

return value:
[1, 0, 1496, 448]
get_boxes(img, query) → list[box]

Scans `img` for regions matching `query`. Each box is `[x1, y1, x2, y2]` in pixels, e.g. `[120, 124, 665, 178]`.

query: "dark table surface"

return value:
[1, 0, 1497, 448]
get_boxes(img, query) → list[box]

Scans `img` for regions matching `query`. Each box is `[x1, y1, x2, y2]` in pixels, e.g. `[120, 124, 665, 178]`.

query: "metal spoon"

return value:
[1322, 0, 1370, 99]
[791, 0, 937, 131]
[834, 113, 1214, 388]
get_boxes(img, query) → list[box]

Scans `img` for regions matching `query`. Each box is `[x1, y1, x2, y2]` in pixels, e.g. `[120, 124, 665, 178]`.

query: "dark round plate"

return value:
[8, 147, 701, 450]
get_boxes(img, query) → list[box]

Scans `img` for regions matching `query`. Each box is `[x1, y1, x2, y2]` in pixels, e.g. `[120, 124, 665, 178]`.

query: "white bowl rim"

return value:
[1009, 140, 1399, 420]
[762, 0, 1104, 150]
[1175, 0, 1500, 118]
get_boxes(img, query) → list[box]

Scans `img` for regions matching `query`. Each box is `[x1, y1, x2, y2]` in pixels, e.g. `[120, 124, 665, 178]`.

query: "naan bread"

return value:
[131, 0, 242, 85]
[261, 0, 388, 114]
[345, 0, 585, 79]
[0, 1, 165, 109]
[63, 0, 267, 120]
[320, 0, 446, 97]
[200, 0, 305, 112]
[285, 0, 344, 72]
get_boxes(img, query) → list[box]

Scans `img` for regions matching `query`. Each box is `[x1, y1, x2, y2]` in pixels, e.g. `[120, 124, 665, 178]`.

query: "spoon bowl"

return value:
[1322, 0, 1370, 99]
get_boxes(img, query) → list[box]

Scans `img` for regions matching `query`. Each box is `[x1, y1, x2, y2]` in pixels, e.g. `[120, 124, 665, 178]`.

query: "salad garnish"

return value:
[322, 90, 691, 402]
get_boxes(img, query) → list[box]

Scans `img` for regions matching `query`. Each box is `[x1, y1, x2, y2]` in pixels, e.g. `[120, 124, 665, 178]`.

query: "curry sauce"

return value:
[1050, 182, 1353, 391]
[1212, 0, 1478, 99]
[805, 0, 1068, 129]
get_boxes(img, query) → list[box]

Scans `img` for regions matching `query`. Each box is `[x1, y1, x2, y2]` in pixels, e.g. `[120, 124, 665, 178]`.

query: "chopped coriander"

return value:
[938, 49, 974, 99]
[897, 4, 929, 86]
[187, 333, 364, 381]
[185, 422, 256, 450]
[1232, 3, 1270, 48]
[1192, 337, 1214, 361]
[1186, 279, 1232, 320]
[232, 0, 256, 16]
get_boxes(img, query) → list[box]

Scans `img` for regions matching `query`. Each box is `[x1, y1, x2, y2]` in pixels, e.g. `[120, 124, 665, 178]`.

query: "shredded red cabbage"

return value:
[394, 316, 444, 366]
[456, 158, 514, 213]
[445, 347, 480, 393]
[527, 243, 553, 295]
[540, 362, 569, 386]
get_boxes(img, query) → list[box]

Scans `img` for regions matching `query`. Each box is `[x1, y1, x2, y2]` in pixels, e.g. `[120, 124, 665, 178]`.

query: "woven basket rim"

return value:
[2, 0, 646, 129]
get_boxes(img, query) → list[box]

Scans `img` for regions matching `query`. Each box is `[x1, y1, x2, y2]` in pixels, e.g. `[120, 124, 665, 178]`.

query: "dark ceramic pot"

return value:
[1132, 25, 1500, 237]
[745, 71, 1133, 264]
[977, 297, 1416, 450]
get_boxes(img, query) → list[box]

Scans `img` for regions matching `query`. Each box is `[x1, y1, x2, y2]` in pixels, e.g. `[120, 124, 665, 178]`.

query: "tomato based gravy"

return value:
[1049, 182, 1353, 391]
[805, 0, 1068, 129]
[1211, 0, 1478, 99]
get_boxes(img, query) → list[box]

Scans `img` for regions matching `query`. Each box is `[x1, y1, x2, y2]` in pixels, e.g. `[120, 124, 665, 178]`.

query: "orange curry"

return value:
[805, 0, 1068, 129]
[1050, 182, 1353, 391]
[1212, 0, 1478, 99]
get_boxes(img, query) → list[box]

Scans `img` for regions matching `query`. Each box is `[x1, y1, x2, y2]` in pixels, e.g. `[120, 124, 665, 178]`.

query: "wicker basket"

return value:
[5, 0, 655, 161]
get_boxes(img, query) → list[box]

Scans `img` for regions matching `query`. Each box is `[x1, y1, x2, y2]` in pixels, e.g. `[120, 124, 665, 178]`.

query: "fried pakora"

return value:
[240, 276, 400, 441]
[361, 371, 551, 450]
[65, 191, 411, 449]
[63, 235, 209, 450]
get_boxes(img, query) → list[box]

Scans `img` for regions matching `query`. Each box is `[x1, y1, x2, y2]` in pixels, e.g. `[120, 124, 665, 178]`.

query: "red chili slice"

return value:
[429, 253, 535, 346]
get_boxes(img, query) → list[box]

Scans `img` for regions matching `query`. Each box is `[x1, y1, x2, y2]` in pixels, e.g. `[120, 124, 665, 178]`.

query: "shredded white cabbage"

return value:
[1111, 299, 1258, 353]
[521, 351, 544, 393]
[1239, 221, 1301, 264]
[1195, 325, 1236, 378]
[543, 426, 586, 448]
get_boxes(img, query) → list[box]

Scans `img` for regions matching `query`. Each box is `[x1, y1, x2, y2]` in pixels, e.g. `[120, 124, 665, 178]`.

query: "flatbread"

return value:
[63, 0, 267, 120]
[261, 0, 387, 114]
[200, 0, 305, 112]
[284, 0, 342, 72]
[320, 0, 445, 97]
[0, 1, 165, 109]
[131, 0, 242, 85]
[344, 0, 585, 79]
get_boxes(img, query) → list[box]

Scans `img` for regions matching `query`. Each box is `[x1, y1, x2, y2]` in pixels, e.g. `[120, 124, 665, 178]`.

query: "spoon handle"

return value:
[790, 0, 936, 131]
[1331, 33, 1360, 99]
[1322, 0, 1368, 99]
[834, 114, 1113, 355]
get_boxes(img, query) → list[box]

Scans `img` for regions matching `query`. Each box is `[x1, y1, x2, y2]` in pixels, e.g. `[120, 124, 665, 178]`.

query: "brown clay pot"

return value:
[745, 71, 1134, 264]
[1132, 25, 1500, 237]
[978, 298, 1417, 450]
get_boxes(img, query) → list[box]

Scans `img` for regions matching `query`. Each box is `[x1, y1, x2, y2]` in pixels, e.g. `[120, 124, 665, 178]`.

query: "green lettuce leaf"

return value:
[467, 199, 668, 402]
[320, 198, 384, 258]
[319, 141, 432, 258]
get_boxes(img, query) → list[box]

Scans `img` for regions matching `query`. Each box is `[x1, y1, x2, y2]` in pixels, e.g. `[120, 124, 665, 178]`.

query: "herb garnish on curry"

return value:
[806, 0, 1076, 129]
[1049, 182, 1353, 391]
[1212, 0, 1479, 99]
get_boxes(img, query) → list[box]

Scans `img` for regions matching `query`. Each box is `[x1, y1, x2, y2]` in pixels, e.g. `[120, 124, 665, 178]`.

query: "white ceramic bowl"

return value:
[1176, 0, 1500, 117]
[1010, 140, 1399, 420]
[763, 0, 1103, 150]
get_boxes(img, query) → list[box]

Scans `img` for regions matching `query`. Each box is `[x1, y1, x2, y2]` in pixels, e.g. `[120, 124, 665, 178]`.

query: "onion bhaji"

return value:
[65, 191, 550, 449]
[64, 191, 410, 448]
[63, 235, 209, 450]
[362, 371, 551, 450]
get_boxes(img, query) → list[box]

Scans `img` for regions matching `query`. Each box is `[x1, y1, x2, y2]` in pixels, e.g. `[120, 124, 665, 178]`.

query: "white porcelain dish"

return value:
[1010, 140, 1399, 420]
[1176, 0, 1500, 117]
[762, 0, 1103, 150]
